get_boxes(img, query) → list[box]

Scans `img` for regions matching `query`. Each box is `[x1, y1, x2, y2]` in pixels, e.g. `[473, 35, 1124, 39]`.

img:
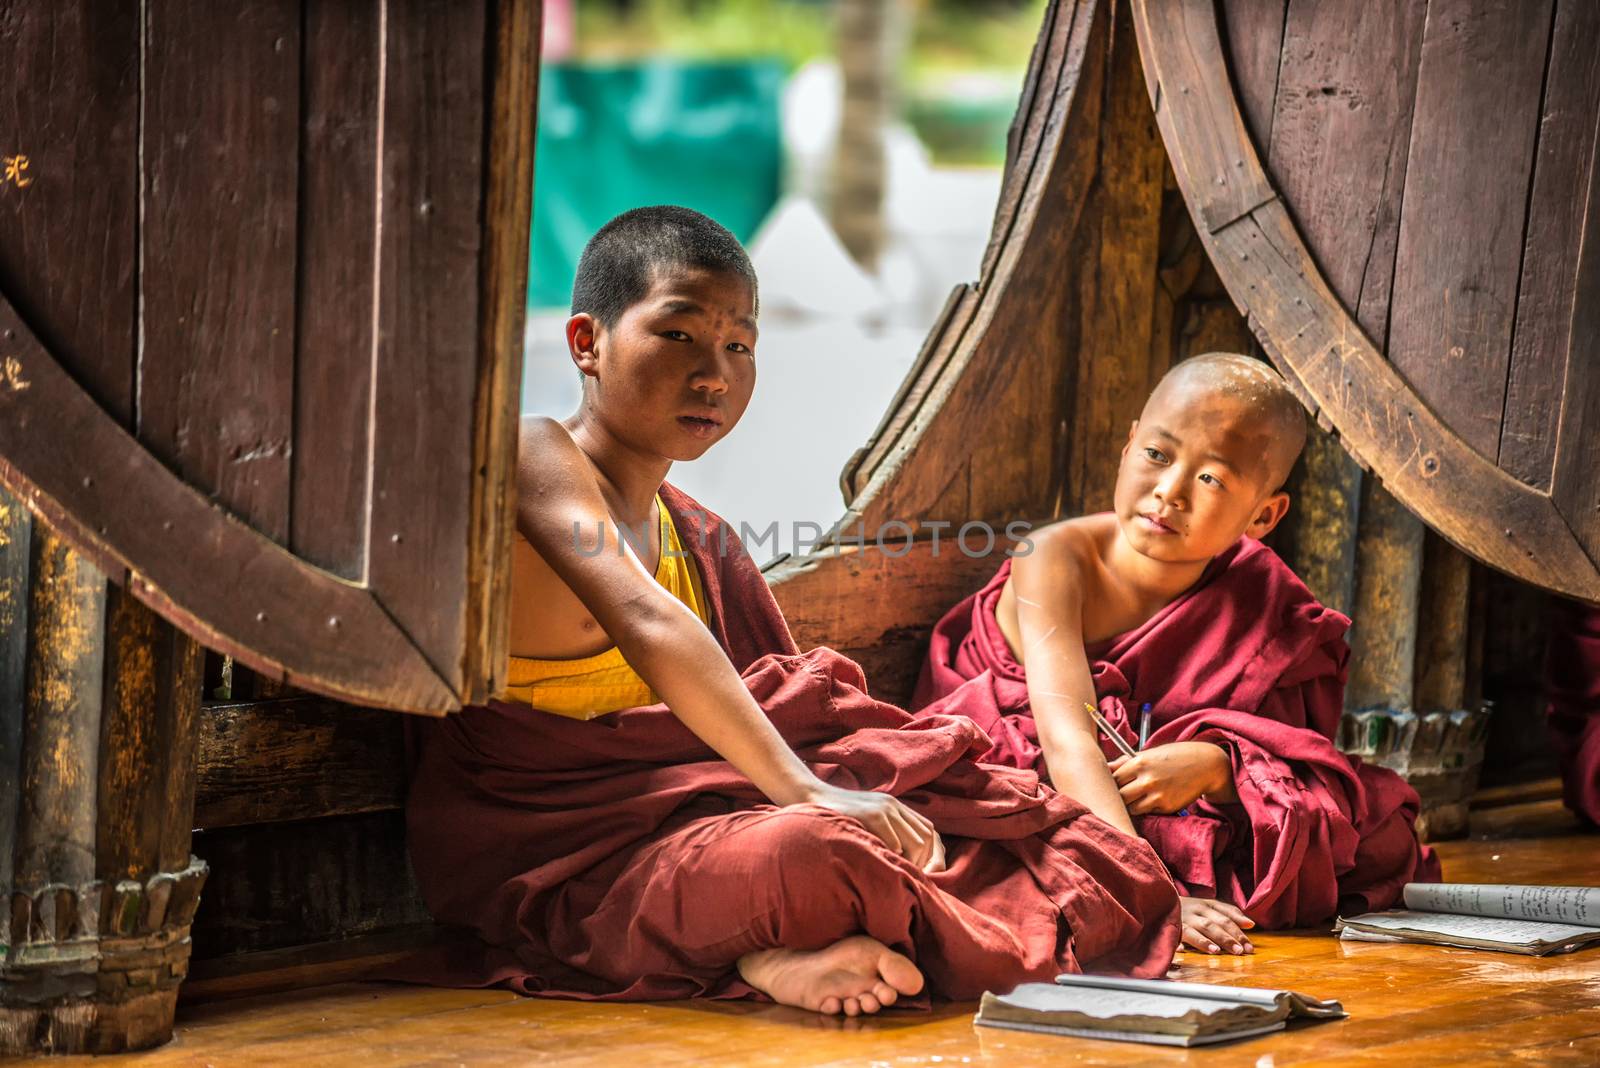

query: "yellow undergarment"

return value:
[505, 496, 708, 719]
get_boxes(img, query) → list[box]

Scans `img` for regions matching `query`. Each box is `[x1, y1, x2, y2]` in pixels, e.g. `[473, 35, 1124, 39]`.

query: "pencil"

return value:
[1085, 702, 1137, 759]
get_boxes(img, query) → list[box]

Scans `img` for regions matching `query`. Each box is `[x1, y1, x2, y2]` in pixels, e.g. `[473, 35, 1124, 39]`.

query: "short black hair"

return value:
[571, 205, 758, 326]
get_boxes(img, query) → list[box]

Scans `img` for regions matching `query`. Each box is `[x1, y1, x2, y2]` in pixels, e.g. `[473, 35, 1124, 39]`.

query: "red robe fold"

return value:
[912, 535, 1439, 930]
[1544, 595, 1600, 825]
[401, 485, 1180, 1001]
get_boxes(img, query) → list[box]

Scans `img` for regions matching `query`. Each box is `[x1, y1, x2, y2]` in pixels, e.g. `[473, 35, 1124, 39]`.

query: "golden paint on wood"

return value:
[17, 529, 104, 887]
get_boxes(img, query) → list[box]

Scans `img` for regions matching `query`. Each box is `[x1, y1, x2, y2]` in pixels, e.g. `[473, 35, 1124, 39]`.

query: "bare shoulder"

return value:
[1011, 514, 1113, 601]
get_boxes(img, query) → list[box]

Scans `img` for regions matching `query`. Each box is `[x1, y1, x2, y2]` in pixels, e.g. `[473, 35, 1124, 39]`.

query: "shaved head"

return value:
[1145, 353, 1307, 490]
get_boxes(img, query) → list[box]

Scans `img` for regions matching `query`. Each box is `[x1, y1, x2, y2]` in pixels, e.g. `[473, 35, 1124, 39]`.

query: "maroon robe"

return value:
[912, 535, 1439, 930]
[1545, 596, 1600, 825]
[400, 485, 1180, 1001]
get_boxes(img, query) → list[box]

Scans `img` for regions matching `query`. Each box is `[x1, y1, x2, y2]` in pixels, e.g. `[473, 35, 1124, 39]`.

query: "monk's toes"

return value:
[871, 980, 898, 1007]
[819, 995, 842, 1015]
[877, 949, 925, 996]
[857, 992, 882, 1014]
[842, 996, 861, 1017]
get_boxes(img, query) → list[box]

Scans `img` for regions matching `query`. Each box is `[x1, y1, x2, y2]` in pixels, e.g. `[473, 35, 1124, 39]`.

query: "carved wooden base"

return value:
[1338, 706, 1493, 842]
[1, 856, 207, 1054]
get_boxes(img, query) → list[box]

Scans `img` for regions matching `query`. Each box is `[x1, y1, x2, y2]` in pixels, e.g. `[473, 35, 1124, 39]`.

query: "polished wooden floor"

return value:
[25, 805, 1600, 1066]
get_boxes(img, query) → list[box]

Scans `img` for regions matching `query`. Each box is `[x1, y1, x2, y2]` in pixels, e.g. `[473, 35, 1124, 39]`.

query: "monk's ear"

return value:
[1122, 419, 1139, 459]
[567, 313, 602, 380]
[1245, 491, 1291, 540]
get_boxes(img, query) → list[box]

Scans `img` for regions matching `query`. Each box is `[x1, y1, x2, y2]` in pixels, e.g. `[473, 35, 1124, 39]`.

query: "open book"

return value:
[974, 974, 1345, 1047]
[1337, 883, 1600, 956]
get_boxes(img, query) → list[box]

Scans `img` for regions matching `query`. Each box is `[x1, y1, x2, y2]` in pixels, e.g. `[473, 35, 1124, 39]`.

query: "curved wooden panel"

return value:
[0, 0, 539, 712]
[1132, 0, 1600, 604]
[0, 297, 453, 713]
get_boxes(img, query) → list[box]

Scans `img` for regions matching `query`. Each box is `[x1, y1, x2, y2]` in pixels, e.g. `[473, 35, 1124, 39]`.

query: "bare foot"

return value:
[738, 935, 924, 1016]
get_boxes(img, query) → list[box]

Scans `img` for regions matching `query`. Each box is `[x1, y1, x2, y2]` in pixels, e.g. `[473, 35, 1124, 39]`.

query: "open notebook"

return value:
[975, 974, 1345, 1047]
[1337, 883, 1600, 956]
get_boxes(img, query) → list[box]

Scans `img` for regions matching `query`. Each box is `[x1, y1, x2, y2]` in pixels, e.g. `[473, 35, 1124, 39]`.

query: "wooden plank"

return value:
[1065, 0, 1167, 514]
[0, 292, 456, 713]
[1500, 0, 1600, 487]
[15, 529, 105, 887]
[0, 486, 31, 897]
[366, 0, 489, 695]
[1413, 530, 1472, 711]
[1549, 133, 1600, 570]
[769, 534, 1023, 707]
[181, 926, 450, 1005]
[97, 588, 203, 880]
[189, 811, 432, 960]
[194, 698, 405, 830]
[1386, 0, 1554, 460]
[140, 0, 300, 542]
[845, 0, 1105, 538]
[1217, 0, 1287, 154]
[0, 0, 139, 422]
[463, 0, 542, 703]
[290, 3, 380, 579]
[1134, 0, 1600, 604]
[1135, 0, 1274, 233]
[1266, 0, 1427, 343]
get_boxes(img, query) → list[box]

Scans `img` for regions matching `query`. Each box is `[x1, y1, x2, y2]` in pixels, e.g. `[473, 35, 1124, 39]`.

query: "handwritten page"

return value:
[1348, 909, 1599, 946]
[1402, 883, 1600, 926]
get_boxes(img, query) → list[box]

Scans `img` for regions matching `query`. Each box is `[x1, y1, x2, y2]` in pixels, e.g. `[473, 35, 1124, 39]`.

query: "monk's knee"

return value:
[753, 805, 905, 887]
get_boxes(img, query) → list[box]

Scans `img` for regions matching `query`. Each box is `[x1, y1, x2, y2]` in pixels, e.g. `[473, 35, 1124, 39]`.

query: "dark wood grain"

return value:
[1135, 0, 1600, 604]
[1386, 0, 1554, 460]
[1500, 0, 1600, 488]
[140, 0, 300, 543]
[1549, 140, 1600, 571]
[0, 0, 139, 422]
[365, 0, 489, 696]
[1217, 0, 1287, 154]
[0, 293, 456, 712]
[1265, 0, 1426, 344]
[189, 811, 431, 960]
[194, 698, 405, 829]
[290, 3, 380, 579]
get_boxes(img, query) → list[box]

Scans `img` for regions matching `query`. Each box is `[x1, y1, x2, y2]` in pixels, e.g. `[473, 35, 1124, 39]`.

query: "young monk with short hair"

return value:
[403, 206, 1180, 1015]
[915, 353, 1439, 957]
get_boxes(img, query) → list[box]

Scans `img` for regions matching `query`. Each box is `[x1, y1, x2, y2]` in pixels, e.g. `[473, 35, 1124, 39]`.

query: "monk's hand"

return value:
[1180, 897, 1255, 955]
[1108, 742, 1234, 815]
[807, 784, 947, 874]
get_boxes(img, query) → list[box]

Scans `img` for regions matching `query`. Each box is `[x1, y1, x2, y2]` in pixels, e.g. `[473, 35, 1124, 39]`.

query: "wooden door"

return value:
[0, 1, 540, 713]
[1133, 0, 1600, 604]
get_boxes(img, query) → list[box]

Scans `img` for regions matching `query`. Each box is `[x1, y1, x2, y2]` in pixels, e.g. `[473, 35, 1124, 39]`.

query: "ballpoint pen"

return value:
[1137, 702, 1152, 751]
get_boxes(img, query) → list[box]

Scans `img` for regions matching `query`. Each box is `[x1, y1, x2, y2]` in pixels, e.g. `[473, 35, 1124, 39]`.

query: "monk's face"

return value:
[569, 266, 757, 462]
[1112, 381, 1291, 564]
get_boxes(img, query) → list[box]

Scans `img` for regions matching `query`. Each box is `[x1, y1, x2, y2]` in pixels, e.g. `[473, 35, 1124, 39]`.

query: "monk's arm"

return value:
[515, 421, 943, 869]
[1009, 543, 1137, 836]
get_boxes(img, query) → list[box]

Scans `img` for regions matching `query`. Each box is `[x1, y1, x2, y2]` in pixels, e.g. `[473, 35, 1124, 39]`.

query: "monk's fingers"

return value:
[1190, 912, 1250, 954]
[1108, 755, 1129, 772]
[898, 800, 939, 843]
[1211, 900, 1257, 929]
[1180, 923, 1225, 954]
[865, 812, 905, 858]
[1111, 759, 1139, 786]
[923, 830, 948, 874]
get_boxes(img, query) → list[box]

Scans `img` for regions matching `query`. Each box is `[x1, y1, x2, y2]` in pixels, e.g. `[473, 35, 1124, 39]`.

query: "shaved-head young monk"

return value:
[403, 206, 1180, 1015]
[915, 353, 1439, 958]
